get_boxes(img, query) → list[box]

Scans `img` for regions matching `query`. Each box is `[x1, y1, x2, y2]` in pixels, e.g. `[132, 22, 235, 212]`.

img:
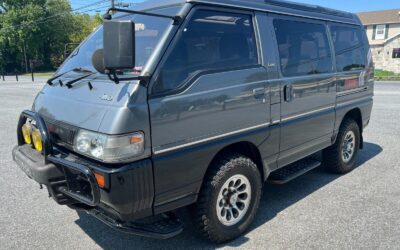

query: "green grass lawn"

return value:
[22, 71, 54, 77]
[374, 70, 400, 81]
[375, 70, 399, 77]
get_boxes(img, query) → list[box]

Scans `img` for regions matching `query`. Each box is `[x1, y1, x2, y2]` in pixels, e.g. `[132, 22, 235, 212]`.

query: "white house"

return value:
[358, 9, 400, 73]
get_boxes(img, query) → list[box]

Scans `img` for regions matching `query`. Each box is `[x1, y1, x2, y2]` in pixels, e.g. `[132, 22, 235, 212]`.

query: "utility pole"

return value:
[111, 0, 115, 8]
[23, 42, 28, 73]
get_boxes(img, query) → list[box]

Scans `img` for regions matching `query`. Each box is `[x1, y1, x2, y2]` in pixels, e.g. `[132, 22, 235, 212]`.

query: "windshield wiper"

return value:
[47, 71, 69, 86]
[47, 67, 94, 86]
[66, 72, 95, 89]
[72, 67, 94, 74]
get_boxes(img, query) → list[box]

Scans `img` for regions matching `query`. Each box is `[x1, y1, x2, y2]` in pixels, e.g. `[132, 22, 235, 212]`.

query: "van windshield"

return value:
[57, 6, 181, 76]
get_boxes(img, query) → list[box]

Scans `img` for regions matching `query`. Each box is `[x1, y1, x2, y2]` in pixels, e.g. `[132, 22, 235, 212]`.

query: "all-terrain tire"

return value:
[193, 153, 262, 243]
[323, 118, 361, 174]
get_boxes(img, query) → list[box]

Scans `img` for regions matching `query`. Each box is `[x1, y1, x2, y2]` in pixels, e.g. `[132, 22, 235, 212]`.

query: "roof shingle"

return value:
[357, 9, 400, 25]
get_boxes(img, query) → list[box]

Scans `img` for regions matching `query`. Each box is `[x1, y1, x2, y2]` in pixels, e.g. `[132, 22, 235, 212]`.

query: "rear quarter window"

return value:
[330, 25, 367, 72]
[273, 19, 333, 77]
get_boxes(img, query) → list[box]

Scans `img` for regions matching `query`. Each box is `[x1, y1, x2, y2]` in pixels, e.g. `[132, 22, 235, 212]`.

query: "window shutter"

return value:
[372, 25, 376, 40]
[385, 24, 389, 39]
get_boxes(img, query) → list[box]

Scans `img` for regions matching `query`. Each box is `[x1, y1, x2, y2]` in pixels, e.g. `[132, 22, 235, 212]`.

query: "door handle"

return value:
[252, 88, 265, 96]
[284, 85, 292, 102]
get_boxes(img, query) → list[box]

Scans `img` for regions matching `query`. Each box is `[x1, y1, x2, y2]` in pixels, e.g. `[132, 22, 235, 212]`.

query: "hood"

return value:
[32, 77, 148, 134]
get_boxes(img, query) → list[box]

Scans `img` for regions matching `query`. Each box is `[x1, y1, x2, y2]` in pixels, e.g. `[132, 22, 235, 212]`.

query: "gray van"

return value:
[12, 0, 374, 243]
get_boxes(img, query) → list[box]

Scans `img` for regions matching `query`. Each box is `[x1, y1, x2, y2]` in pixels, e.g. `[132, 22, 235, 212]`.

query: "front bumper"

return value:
[12, 143, 185, 239]
[13, 110, 155, 222]
[12, 144, 64, 186]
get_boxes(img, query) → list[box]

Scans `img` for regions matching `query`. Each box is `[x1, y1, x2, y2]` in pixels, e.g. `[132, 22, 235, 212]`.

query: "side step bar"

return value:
[88, 209, 183, 239]
[268, 158, 321, 184]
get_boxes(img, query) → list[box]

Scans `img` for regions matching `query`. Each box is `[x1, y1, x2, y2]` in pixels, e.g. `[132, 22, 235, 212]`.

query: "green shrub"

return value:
[375, 70, 397, 77]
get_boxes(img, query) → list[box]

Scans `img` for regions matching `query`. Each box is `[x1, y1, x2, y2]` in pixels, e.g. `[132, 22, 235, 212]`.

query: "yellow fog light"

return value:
[22, 124, 32, 145]
[32, 128, 43, 152]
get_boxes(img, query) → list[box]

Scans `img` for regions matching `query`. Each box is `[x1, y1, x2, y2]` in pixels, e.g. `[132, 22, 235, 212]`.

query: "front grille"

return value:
[43, 117, 78, 149]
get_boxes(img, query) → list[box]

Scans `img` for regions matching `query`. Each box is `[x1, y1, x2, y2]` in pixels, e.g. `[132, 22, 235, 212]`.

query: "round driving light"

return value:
[32, 128, 43, 152]
[21, 124, 32, 145]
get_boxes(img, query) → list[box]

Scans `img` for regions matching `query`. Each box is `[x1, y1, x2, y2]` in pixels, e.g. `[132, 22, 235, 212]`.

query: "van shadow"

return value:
[74, 142, 382, 249]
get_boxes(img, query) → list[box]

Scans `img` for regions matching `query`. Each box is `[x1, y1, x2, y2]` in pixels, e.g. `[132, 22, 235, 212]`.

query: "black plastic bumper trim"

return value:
[12, 145, 64, 185]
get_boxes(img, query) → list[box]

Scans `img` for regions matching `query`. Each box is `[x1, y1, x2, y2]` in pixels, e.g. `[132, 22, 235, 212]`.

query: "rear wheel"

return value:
[323, 118, 360, 174]
[193, 154, 262, 243]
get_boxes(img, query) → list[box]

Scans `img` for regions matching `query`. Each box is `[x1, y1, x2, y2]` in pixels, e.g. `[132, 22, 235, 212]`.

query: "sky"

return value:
[70, 0, 400, 14]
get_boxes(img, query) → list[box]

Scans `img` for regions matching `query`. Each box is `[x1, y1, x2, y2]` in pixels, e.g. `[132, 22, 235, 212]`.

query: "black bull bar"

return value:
[14, 110, 100, 206]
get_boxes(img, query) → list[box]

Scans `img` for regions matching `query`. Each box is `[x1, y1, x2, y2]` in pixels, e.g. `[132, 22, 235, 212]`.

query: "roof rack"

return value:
[265, 0, 353, 18]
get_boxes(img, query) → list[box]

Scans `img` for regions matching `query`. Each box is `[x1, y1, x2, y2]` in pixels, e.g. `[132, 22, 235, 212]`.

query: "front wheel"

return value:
[193, 154, 262, 243]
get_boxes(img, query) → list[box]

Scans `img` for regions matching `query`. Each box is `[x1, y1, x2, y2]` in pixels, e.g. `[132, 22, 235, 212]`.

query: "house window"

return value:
[375, 24, 386, 40]
[393, 48, 400, 58]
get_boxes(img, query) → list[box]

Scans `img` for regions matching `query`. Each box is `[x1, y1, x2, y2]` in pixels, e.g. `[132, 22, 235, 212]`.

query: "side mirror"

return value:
[103, 20, 136, 71]
[92, 49, 105, 73]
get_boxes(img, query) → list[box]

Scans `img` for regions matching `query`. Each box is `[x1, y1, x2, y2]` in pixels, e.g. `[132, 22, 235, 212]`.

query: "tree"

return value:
[42, 0, 73, 67]
[0, 0, 103, 73]
[69, 13, 102, 43]
[0, 1, 47, 72]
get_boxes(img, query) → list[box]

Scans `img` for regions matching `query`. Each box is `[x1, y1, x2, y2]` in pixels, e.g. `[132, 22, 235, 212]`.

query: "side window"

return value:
[273, 19, 332, 77]
[393, 48, 400, 59]
[374, 24, 386, 40]
[152, 10, 258, 95]
[330, 25, 366, 72]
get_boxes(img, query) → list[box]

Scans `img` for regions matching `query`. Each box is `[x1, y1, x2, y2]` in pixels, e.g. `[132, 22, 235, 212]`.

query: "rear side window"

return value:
[273, 19, 332, 77]
[330, 25, 366, 71]
[152, 10, 258, 95]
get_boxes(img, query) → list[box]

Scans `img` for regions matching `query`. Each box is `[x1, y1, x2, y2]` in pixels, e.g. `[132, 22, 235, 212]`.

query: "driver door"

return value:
[148, 8, 271, 207]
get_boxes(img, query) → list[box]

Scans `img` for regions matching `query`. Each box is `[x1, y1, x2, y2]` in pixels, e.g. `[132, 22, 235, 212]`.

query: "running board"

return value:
[88, 210, 183, 239]
[268, 158, 321, 184]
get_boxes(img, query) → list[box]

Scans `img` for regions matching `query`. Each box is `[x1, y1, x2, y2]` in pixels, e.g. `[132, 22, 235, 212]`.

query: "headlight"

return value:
[73, 129, 144, 163]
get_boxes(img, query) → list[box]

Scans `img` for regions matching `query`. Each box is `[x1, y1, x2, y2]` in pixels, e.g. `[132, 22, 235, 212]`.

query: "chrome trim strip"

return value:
[337, 86, 368, 97]
[271, 120, 281, 125]
[281, 105, 335, 122]
[163, 69, 266, 99]
[153, 122, 270, 155]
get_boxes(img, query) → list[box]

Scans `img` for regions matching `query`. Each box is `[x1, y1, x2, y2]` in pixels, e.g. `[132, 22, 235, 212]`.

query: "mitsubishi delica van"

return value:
[12, 0, 374, 243]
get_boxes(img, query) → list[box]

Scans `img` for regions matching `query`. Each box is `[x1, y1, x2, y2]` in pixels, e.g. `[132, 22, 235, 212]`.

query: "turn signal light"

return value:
[94, 172, 105, 188]
[32, 128, 43, 152]
[22, 124, 32, 145]
[130, 135, 143, 144]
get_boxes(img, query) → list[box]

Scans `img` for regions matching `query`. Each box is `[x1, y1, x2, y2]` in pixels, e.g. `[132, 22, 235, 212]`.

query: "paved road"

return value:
[0, 75, 49, 83]
[0, 81, 399, 249]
